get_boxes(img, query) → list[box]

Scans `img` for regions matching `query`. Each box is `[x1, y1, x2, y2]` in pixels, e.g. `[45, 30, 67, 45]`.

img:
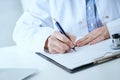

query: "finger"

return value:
[89, 29, 102, 38]
[52, 31, 73, 47]
[66, 33, 76, 42]
[48, 48, 58, 54]
[76, 33, 94, 46]
[76, 37, 88, 47]
[89, 35, 105, 45]
[54, 40, 70, 53]
[86, 27, 104, 39]
[101, 26, 110, 39]
[88, 26, 109, 43]
[48, 36, 70, 53]
[49, 47, 67, 54]
[66, 33, 76, 46]
[76, 35, 88, 44]
[77, 37, 91, 47]
[76, 27, 104, 46]
[48, 36, 65, 53]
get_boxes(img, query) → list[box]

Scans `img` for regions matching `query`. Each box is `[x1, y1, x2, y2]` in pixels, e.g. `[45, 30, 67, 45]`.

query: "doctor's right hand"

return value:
[44, 31, 76, 54]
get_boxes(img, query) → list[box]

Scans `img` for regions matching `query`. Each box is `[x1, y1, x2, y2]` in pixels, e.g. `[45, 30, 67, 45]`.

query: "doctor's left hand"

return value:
[76, 26, 110, 47]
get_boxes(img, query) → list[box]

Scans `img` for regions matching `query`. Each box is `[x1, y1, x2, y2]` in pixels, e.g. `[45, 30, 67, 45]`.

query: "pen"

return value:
[54, 18, 76, 51]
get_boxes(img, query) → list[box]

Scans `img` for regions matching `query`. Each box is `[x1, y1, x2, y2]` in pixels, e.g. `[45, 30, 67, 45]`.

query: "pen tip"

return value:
[72, 47, 76, 52]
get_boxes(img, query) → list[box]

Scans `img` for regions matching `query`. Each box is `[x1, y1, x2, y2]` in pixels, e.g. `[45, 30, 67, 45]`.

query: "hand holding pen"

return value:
[54, 18, 76, 51]
[44, 19, 76, 54]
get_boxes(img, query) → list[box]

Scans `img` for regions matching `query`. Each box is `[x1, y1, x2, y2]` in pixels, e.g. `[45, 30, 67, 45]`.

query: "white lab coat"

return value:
[13, 0, 120, 53]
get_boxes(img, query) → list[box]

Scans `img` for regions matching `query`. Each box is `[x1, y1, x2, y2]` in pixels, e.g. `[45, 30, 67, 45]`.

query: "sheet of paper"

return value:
[40, 39, 119, 69]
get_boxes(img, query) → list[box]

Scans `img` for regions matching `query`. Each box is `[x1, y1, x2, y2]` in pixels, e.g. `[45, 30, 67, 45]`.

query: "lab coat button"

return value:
[91, 23, 94, 27]
[79, 21, 83, 24]
[40, 24, 43, 27]
[88, 6, 92, 10]
[105, 16, 109, 19]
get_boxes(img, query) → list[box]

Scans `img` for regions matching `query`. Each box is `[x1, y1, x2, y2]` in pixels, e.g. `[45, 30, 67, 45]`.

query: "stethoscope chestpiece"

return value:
[111, 33, 120, 50]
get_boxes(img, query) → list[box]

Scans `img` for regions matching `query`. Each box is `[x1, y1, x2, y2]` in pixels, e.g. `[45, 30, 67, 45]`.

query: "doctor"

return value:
[13, 0, 120, 53]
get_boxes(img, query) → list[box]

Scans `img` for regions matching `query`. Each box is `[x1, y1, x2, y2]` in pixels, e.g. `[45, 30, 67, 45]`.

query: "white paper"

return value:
[40, 39, 119, 69]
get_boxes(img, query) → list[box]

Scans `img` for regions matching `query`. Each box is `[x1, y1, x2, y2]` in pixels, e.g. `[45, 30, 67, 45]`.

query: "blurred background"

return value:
[0, 0, 32, 47]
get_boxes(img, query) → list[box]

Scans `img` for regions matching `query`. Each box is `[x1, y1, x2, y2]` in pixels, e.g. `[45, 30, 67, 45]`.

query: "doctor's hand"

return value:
[44, 31, 76, 54]
[76, 26, 110, 47]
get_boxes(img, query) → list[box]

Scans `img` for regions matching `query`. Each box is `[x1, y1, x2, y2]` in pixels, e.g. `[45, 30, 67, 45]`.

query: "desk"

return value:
[0, 46, 120, 80]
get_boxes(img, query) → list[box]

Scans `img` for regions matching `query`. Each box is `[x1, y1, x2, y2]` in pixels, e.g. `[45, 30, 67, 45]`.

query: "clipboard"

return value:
[36, 40, 120, 73]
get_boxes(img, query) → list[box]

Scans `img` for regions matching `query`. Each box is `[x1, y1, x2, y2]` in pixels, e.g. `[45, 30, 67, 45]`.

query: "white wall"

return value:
[21, 0, 35, 11]
[0, 0, 22, 47]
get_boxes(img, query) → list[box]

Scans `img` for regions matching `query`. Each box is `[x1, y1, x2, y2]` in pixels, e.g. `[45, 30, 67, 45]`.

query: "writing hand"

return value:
[45, 31, 76, 54]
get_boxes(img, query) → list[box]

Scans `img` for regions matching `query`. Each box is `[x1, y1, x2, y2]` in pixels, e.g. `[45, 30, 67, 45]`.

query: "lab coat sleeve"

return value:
[106, 18, 120, 37]
[13, 0, 54, 53]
